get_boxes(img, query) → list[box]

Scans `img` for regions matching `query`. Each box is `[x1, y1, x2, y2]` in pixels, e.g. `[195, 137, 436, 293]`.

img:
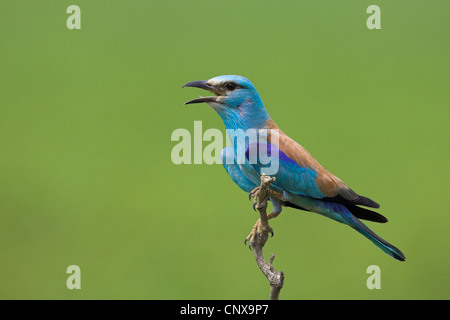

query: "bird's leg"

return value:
[249, 187, 285, 211]
[245, 210, 282, 249]
[249, 186, 264, 211]
[244, 192, 284, 248]
[246, 175, 283, 249]
[245, 210, 275, 240]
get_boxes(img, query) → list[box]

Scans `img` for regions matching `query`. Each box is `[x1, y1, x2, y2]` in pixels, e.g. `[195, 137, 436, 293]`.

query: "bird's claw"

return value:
[249, 187, 263, 211]
[249, 185, 285, 212]
[249, 187, 260, 199]
[244, 238, 252, 250]
[244, 219, 274, 250]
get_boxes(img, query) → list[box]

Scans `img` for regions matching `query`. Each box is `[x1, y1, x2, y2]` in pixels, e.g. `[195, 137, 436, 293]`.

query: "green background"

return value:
[1, 1, 449, 299]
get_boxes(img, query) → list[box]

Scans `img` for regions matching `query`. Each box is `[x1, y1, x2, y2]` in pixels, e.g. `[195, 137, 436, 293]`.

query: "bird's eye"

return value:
[226, 82, 237, 91]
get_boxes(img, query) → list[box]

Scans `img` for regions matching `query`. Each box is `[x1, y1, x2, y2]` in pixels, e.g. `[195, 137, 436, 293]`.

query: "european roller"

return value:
[182, 75, 405, 261]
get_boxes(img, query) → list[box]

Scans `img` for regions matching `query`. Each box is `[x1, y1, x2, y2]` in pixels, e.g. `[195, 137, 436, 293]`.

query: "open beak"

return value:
[182, 80, 224, 105]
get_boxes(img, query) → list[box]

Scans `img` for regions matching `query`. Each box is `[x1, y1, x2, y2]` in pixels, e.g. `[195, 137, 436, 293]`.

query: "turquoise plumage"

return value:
[183, 75, 405, 261]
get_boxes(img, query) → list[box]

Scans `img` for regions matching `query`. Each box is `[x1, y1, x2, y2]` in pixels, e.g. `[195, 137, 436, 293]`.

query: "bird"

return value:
[182, 75, 405, 261]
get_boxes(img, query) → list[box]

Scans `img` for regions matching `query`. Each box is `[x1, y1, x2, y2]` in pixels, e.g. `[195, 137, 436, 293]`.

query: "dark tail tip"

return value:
[391, 246, 406, 262]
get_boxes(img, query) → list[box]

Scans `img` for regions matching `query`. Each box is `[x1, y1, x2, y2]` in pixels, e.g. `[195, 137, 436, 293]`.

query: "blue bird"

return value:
[183, 75, 405, 261]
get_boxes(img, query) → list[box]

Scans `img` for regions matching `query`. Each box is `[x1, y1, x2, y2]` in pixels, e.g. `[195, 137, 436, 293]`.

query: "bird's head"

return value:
[182, 75, 269, 130]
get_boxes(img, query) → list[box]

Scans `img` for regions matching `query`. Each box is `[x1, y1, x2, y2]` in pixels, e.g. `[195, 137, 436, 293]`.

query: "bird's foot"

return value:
[249, 186, 264, 211]
[244, 218, 274, 249]
[248, 186, 285, 211]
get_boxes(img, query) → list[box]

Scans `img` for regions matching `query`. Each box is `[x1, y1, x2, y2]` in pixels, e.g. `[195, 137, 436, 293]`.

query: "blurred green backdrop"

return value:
[0, 1, 449, 299]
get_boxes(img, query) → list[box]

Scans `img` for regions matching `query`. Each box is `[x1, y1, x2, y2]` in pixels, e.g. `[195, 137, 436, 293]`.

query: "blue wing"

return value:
[244, 142, 326, 199]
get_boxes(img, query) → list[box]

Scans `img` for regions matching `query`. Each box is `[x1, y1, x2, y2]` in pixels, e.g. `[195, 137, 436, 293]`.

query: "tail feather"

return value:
[346, 204, 388, 223]
[340, 210, 406, 261]
[284, 192, 406, 261]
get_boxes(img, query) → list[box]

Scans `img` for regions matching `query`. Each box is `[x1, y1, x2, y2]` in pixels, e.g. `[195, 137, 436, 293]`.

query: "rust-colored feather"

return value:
[264, 119, 379, 208]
